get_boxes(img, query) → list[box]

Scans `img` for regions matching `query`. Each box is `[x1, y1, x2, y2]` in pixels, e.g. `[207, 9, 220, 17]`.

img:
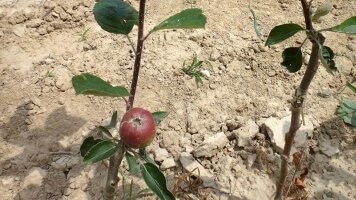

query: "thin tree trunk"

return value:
[274, 0, 325, 199]
[104, 0, 147, 199]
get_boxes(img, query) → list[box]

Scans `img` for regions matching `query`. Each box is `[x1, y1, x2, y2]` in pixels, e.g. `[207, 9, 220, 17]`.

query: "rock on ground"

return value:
[193, 132, 229, 158]
[263, 115, 313, 153]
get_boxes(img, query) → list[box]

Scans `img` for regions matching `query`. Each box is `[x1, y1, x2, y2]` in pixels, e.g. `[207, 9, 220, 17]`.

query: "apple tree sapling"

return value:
[71, 0, 206, 199]
[264, 0, 356, 199]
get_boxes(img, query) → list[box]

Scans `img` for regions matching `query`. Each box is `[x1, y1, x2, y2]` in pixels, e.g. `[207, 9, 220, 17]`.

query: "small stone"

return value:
[31, 97, 42, 107]
[25, 103, 35, 110]
[51, 156, 80, 170]
[263, 115, 313, 153]
[234, 119, 259, 147]
[13, 25, 26, 37]
[320, 137, 340, 157]
[179, 152, 215, 188]
[154, 148, 170, 162]
[23, 167, 47, 188]
[200, 69, 210, 79]
[27, 19, 43, 28]
[193, 132, 228, 158]
[55, 68, 72, 91]
[160, 158, 176, 170]
[2, 177, 15, 185]
[25, 118, 32, 125]
[210, 49, 221, 61]
[246, 154, 257, 169]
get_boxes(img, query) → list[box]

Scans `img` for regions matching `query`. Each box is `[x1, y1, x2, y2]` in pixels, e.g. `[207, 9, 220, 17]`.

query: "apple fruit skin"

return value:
[119, 108, 156, 149]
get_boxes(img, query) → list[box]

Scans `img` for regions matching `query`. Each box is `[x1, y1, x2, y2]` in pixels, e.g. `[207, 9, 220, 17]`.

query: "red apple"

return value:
[119, 108, 156, 149]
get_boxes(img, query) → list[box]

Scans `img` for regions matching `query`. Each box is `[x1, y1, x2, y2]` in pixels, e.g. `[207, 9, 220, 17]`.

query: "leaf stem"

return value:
[126, 35, 137, 56]
[274, 0, 325, 199]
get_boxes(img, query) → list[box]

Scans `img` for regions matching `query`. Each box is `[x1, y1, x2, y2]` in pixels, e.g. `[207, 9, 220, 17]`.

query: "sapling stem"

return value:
[274, 0, 325, 199]
[104, 141, 125, 200]
[127, 0, 146, 111]
[105, 0, 147, 199]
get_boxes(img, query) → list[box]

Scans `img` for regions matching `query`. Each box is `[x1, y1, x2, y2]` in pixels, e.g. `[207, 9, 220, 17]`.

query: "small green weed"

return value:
[181, 55, 213, 85]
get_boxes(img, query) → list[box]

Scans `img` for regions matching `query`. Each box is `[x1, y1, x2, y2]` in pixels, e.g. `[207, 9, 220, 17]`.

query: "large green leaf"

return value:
[346, 82, 356, 93]
[80, 137, 102, 157]
[150, 8, 206, 33]
[152, 112, 169, 125]
[318, 45, 336, 74]
[312, 3, 333, 22]
[94, 0, 138, 35]
[125, 152, 139, 175]
[265, 24, 305, 46]
[337, 100, 356, 127]
[83, 140, 119, 164]
[281, 47, 303, 73]
[140, 163, 175, 200]
[328, 16, 356, 35]
[72, 73, 131, 97]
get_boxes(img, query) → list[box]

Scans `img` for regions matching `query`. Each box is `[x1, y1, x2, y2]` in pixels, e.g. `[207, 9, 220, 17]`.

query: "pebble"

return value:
[234, 119, 259, 147]
[154, 148, 170, 162]
[193, 132, 229, 158]
[263, 115, 313, 153]
[23, 167, 48, 188]
[160, 158, 176, 170]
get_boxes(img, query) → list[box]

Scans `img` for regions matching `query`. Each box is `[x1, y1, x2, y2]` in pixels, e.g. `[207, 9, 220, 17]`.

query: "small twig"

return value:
[126, 35, 137, 56]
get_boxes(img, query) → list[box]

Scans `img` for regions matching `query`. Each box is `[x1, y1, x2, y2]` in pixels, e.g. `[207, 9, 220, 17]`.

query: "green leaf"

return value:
[337, 101, 356, 127]
[108, 111, 118, 128]
[80, 137, 102, 157]
[346, 82, 356, 93]
[140, 163, 175, 200]
[98, 126, 113, 138]
[329, 16, 356, 35]
[281, 47, 303, 73]
[312, 3, 333, 22]
[152, 112, 169, 125]
[83, 140, 119, 164]
[248, 6, 262, 36]
[265, 24, 305, 46]
[318, 45, 336, 74]
[125, 152, 139, 175]
[72, 73, 131, 97]
[93, 0, 138, 35]
[150, 8, 206, 33]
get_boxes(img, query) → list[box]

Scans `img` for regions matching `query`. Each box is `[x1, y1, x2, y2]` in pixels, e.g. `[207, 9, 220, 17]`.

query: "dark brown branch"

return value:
[274, 0, 325, 199]
[127, 0, 146, 111]
[105, 0, 147, 199]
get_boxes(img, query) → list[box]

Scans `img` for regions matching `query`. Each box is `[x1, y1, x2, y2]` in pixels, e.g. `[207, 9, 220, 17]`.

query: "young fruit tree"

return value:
[264, 0, 356, 199]
[71, 0, 206, 199]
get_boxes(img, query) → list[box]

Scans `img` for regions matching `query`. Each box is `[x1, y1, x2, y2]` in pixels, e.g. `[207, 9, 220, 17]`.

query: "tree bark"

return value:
[274, 0, 325, 199]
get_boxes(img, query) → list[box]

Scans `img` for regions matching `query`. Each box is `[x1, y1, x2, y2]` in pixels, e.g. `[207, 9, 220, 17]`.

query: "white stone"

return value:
[23, 167, 47, 188]
[154, 148, 170, 162]
[55, 68, 72, 91]
[51, 156, 80, 170]
[263, 115, 313, 153]
[200, 69, 211, 79]
[160, 158, 176, 170]
[234, 119, 259, 147]
[13, 25, 26, 37]
[320, 137, 340, 157]
[193, 132, 228, 158]
[179, 152, 214, 187]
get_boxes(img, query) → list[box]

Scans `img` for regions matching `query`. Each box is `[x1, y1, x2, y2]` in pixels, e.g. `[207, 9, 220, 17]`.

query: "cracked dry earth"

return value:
[0, 0, 355, 199]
